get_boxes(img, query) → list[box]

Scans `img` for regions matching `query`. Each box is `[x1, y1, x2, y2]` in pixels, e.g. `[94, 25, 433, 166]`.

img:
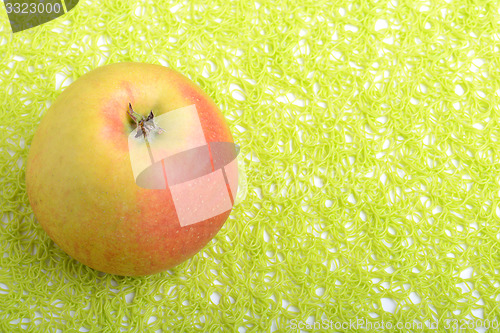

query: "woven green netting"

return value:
[1, 0, 500, 331]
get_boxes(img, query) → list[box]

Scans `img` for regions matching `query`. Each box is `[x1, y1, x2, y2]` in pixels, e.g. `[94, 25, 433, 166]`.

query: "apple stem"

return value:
[128, 103, 138, 124]
[128, 103, 155, 164]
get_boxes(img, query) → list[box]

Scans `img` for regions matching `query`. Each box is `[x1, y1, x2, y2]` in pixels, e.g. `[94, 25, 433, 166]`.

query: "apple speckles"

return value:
[177, 80, 232, 144]
[100, 98, 130, 152]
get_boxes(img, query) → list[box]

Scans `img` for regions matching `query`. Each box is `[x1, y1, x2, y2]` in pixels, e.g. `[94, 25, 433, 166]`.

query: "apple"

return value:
[26, 62, 238, 276]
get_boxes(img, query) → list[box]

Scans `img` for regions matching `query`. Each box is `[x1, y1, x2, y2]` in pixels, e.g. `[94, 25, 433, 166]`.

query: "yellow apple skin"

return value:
[26, 62, 237, 276]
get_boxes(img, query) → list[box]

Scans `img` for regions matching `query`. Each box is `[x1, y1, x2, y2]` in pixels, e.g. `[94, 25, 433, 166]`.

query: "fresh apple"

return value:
[26, 62, 238, 276]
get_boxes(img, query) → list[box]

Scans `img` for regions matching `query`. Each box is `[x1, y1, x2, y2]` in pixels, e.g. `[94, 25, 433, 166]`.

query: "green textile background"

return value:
[1, 0, 500, 332]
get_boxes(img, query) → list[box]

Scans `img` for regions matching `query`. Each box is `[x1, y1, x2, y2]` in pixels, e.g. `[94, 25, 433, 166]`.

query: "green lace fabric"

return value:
[1, 0, 499, 332]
